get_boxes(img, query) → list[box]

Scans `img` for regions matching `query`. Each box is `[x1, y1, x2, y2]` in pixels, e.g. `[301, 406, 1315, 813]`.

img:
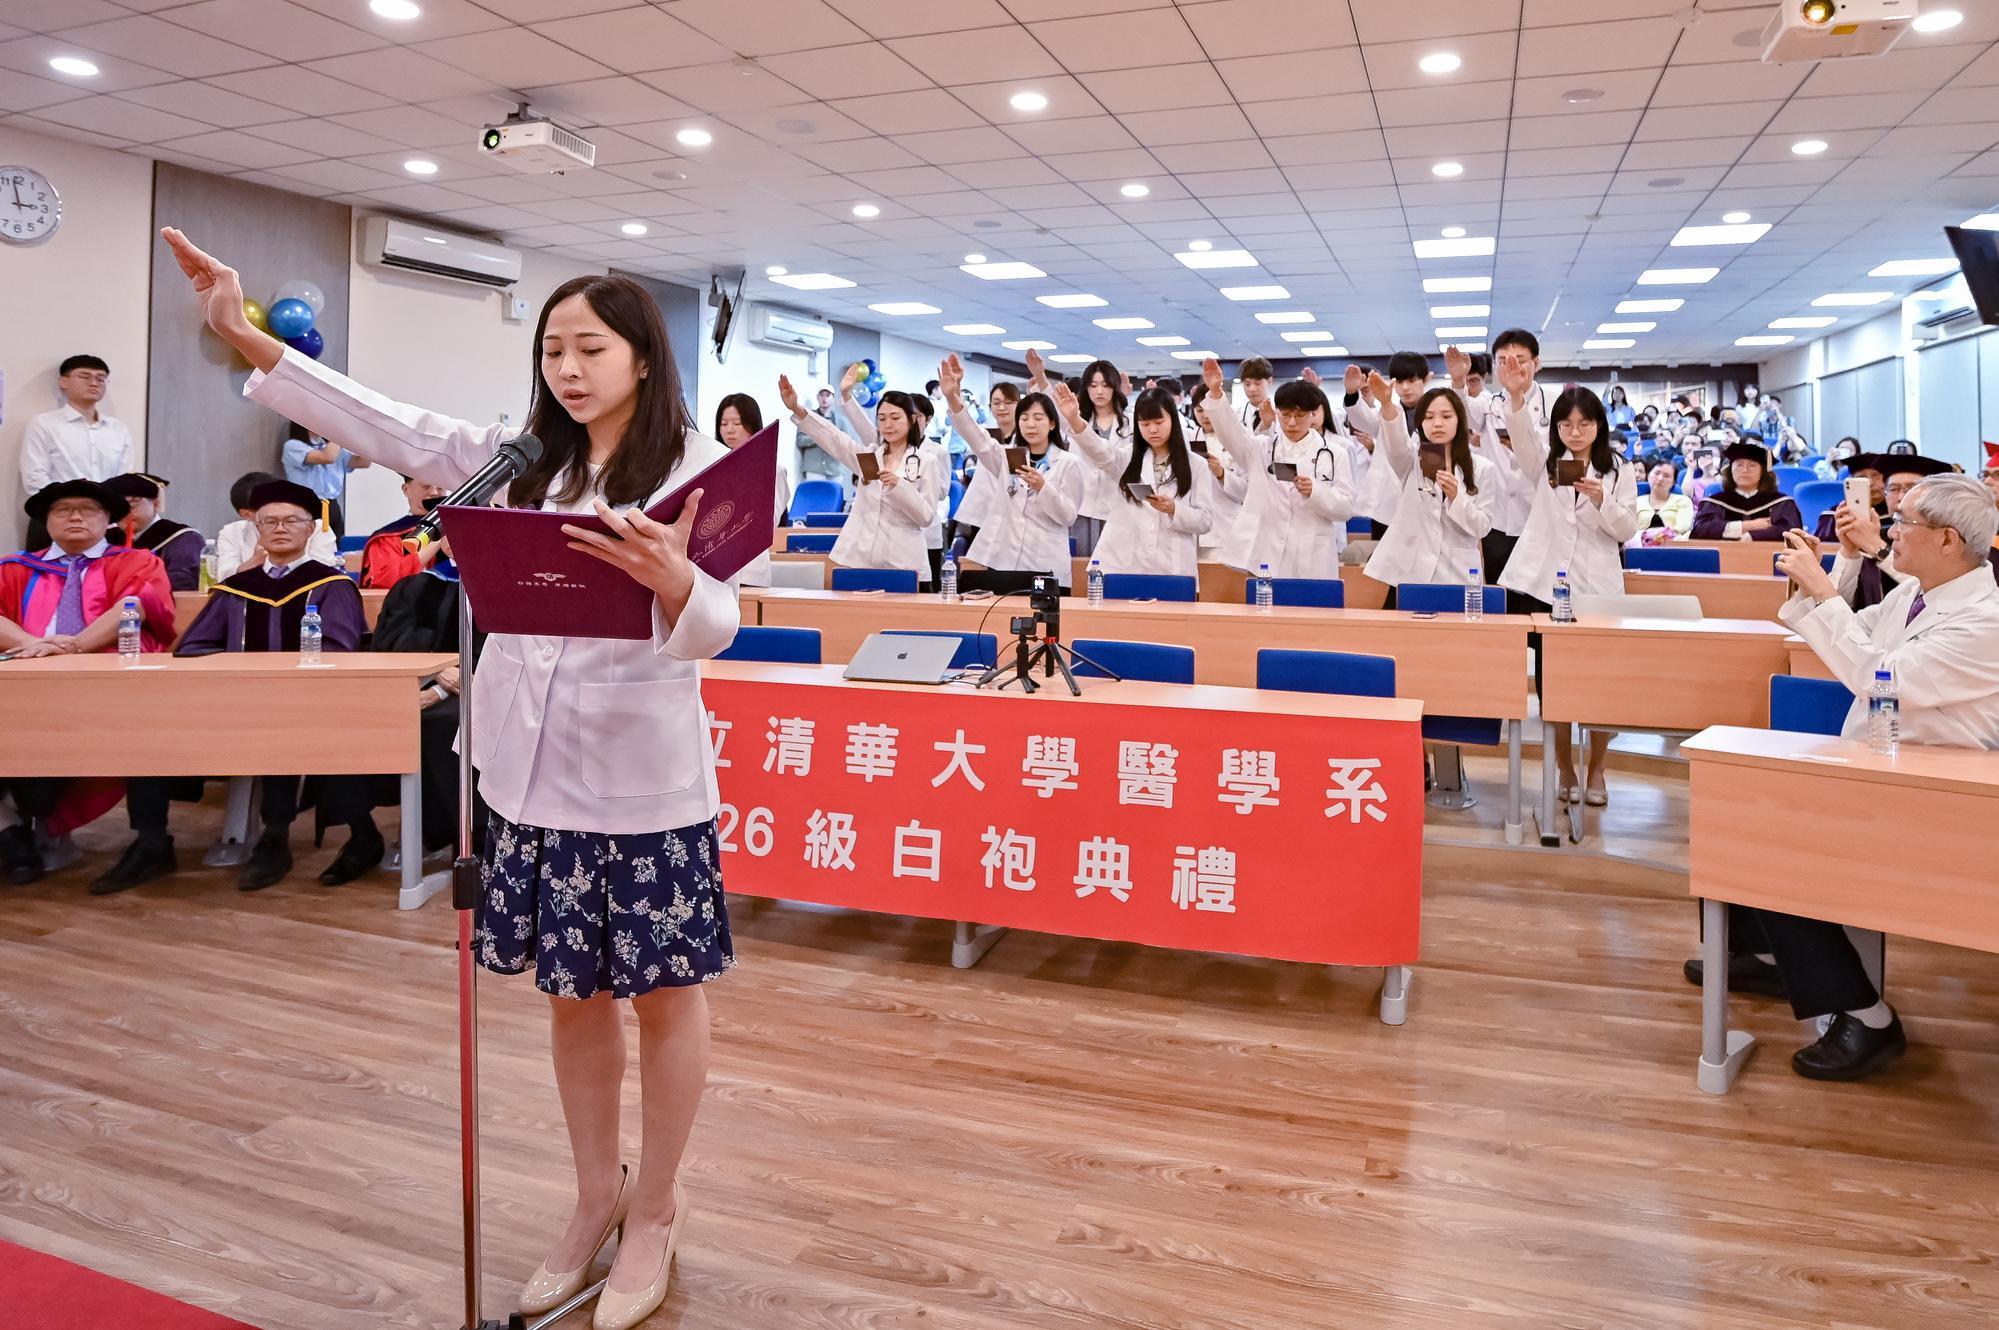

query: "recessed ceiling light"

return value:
[942, 323, 1006, 336]
[1002, 340, 1057, 351]
[868, 301, 941, 316]
[403, 158, 439, 175]
[1431, 161, 1466, 178]
[1219, 284, 1289, 301]
[1583, 338, 1636, 350]
[676, 127, 713, 147]
[1770, 316, 1838, 328]
[1722, 210, 1753, 224]
[1094, 316, 1154, 329]
[1036, 292, 1107, 308]
[1638, 267, 1718, 285]
[1009, 90, 1049, 112]
[1048, 354, 1095, 364]
[1617, 298, 1684, 313]
[1175, 248, 1258, 269]
[1434, 325, 1488, 338]
[1413, 235, 1495, 258]
[1423, 276, 1491, 293]
[1812, 291, 1892, 306]
[1869, 257, 1958, 277]
[1279, 330, 1335, 342]
[1138, 335, 1190, 347]
[1563, 87, 1604, 104]
[652, 169, 687, 182]
[962, 260, 1045, 280]
[1597, 321, 1656, 333]
[1913, 9, 1963, 32]
[620, 222, 648, 236]
[1791, 139, 1828, 156]
[1430, 304, 1489, 318]
[764, 265, 787, 276]
[1419, 51, 1462, 75]
[369, 0, 421, 17]
[1170, 350, 1219, 361]
[770, 272, 856, 290]
[1119, 182, 1150, 198]
[49, 56, 100, 77]
[1441, 226, 1466, 239]
[1299, 345, 1347, 356]
[1187, 239, 1213, 252]
[962, 253, 987, 265]
[1670, 223, 1770, 247]
[851, 203, 880, 218]
[1736, 335, 1794, 346]
[1255, 311, 1316, 324]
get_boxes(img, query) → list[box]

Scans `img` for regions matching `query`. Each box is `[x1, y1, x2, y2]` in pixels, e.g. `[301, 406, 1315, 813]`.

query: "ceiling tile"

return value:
[893, 25, 1061, 81]
[306, 46, 499, 100]
[832, 88, 982, 134]
[530, 7, 732, 74]
[655, 0, 865, 57]
[523, 77, 697, 128]
[50, 15, 276, 78]
[1030, 14, 1204, 72]
[1181, 0, 1355, 60]
[162, 0, 385, 63]
[761, 42, 931, 101]
[1078, 62, 1231, 114]
[222, 64, 397, 115]
[154, 128, 322, 168]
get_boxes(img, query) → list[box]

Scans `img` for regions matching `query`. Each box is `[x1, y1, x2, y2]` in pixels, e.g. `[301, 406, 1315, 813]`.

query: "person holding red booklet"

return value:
[161, 227, 738, 1330]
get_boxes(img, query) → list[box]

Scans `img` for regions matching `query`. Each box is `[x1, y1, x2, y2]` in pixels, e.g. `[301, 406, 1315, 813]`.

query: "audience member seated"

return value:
[1822, 454, 1952, 610]
[1633, 460, 1693, 539]
[1691, 441, 1800, 542]
[104, 472, 203, 591]
[217, 470, 336, 577]
[18, 355, 136, 551]
[360, 473, 449, 588]
[93, 481, 379, 896]
[1693, 475, 1999, 1081]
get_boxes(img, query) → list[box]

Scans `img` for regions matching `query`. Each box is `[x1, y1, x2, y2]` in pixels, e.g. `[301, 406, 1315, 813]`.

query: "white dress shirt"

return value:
[20, 404, 135, 494]
[1206, 406, 1352, 577]
[244, 348, 740, 838]
[1362, 409, 1497, 589]
[216, 518, 336, 579]
[950, 406, 1085, 587]
[792, 410, 935, 579]
[1781, 562, 1999, 748]
[1497, 399, 1641, 600]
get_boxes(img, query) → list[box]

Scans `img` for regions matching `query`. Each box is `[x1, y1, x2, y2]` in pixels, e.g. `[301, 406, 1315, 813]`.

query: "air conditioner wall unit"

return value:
[749, 304, 834, 352]
[360, 216, 522, 289]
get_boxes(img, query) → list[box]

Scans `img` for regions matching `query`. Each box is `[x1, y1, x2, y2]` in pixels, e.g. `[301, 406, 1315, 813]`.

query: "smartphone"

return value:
[857, 454, 881, 483]
[1410, 611, 1439, 619]
[1124, 481, 1156, 502]
[1005, 446, 1029, 472]
[1271, 462, 1299, 483]
[1190, 438, 1208, 455]
[1843, 476, 1871, 515]
[1556, 458, 1588, 488]
[1418, 442, 1446, 480]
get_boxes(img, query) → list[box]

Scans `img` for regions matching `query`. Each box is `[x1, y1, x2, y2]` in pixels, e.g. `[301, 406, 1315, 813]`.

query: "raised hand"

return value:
[1200, 356, 1224, 397]
[160, 226, 283, 371]
[1257, 399, 1276, 432]
[1495, 352, 1534, 401]
[1118, 370, 1132, 398]
[1050, 381, 1086, 430]
[1301, 366, 1322, 385]
[839, 360, 862, 398]
[1024, 346, 1046, 385]
[937, 353, 964, 400]
[1366, 370, 1391, 408]
[1343, 364, 1365, 395]
[1444, 344, 1470, 384]
[777, 374, 803, 418]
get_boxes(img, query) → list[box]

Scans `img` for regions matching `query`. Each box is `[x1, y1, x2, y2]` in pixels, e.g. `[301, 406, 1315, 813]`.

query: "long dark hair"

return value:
[713, 392, 762, 442]
[1082, 359, 1128, 433]
[1414, 387, 1479, 495]
[1013, 392, 1067, 453]
[516, 274, 688, 509]
[1121, 387, 1193, 503]
[1544, 385, 1619, 487]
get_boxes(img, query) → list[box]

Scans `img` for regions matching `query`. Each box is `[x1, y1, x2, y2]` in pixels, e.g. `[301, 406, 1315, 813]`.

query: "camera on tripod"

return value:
[1008, 576, 1062, 642]
[981, 576, 1112, 696]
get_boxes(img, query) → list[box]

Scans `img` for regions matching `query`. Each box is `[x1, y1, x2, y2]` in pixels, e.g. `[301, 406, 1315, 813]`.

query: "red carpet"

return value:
[1, 1240, 259, 1329]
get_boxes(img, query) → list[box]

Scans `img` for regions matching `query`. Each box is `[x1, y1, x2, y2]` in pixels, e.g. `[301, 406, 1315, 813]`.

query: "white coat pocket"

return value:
[468, 645, 526, 770]
[579, 677, 703, 798]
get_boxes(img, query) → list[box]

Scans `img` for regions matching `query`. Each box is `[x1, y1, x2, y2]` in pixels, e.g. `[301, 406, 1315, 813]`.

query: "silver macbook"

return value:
[842, 632, 962, 685]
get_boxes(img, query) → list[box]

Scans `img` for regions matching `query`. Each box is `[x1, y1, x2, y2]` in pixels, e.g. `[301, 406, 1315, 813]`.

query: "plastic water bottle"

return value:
[940, 553, 960, 603]
[1550, 569, 1574, 623]
[1087, 558, 1104, 607]
[1254, 562, 1274, 612]
[1463, 571, 1484, 620]
[300, 605, 323, 666]
[1868, 669, 1899, 757]
[117, 596, 142, 663]
[199, 538, 219, 592]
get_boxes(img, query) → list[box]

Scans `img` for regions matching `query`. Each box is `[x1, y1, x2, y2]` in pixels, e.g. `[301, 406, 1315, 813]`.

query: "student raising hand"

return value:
[1301, 366, 1322, 386]
[161, 227, 283, 373]
[1050, 381, 1088, 433]
[838, 360, 862, 399]
[937, 353, 964, 400]
[1023, 346, 1046, 387]
[1343, 364, 1365, 396]
[1444, 344, 1471, 385]
[1366, 369, 1392, 409]
[776, 373, 803, 418]
[1200, 355, 1225, 396]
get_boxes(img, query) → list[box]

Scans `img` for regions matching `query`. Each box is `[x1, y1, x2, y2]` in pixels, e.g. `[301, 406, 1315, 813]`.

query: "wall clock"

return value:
[0, 165, 61, 245]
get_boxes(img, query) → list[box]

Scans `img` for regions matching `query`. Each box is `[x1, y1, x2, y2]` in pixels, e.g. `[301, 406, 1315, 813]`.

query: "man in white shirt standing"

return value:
[19, 355, 135, 552]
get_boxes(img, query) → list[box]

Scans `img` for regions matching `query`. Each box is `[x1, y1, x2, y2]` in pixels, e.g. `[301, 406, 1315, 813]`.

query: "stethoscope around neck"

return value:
[1267, 439, 1337, 482]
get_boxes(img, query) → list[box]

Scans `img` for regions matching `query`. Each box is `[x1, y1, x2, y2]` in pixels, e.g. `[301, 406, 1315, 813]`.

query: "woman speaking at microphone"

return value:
[161, 227, 735, 1330]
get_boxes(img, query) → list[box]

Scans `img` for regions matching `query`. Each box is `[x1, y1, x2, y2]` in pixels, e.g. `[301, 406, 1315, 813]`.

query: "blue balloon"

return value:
[853, 384, 878, 409]
[285, 327, 324, 359]
[865, 371, 886, 392]
[860, 357, 877, 375]
[267, 296, 315, 340]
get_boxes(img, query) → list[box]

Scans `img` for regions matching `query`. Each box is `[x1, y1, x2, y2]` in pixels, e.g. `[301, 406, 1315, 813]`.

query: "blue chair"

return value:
[1071, 638, 1195, 684]
[337, 534, 369, 554]
[1394, 583, 1505, 771]
[1794, 479, 1844, 533]
[1773, 464, 1815, 496]
[715, 626, 822, 664]
[803, 512, 848, 529]
[789, 478, 843, 520]
[1625, 545, 1721, 574]
[1255, 648, 1395, 699]
[948, 475, 965, 518]
[786, 531, 838, 553]
[1346, 515, 1373, 535]
[831, 567, 919, 593]
[1769, 674, 1854, 736]
[1100, 573, 1197, 602]
[882, 629, 997, 670]
[1241, 577, 1345, 608]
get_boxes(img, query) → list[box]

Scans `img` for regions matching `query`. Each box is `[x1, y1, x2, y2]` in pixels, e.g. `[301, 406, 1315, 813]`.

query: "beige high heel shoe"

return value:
[519, 1165, 633, 1315]
[592, 1179, 687, 1330]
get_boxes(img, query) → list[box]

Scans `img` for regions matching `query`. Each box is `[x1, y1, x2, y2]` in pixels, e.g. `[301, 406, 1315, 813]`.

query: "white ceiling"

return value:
[6, 0, 1998, 371]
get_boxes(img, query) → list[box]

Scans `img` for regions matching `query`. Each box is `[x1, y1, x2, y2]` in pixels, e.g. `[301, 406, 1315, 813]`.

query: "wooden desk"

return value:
[1, 652, 454, 909]
[1533, 614, 1792, 731]
[1622, 570, 1786, 621]
[1671, 539, 1782, 576]
[1683, 725, 1999, 1092]
[1784, 635, 1835, 681]
[174, 587, 386, 637]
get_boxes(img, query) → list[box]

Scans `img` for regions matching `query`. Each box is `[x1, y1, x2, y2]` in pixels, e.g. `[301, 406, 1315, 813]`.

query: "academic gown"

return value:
[360, 513, 424, 589]
[1691, 489, 1802, 542]
[176, 560, 367, 656]
[0, 547, 176, 650]
[371, 565, 487, 851]
[129, 517, 204, 592]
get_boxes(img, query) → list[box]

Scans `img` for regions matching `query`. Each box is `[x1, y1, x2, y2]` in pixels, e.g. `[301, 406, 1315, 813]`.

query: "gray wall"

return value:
[615, 271, 701, 407]
[1818, 357, 1907, 454]
[1915, 328, 1997, 473]
[829, 319, 880, 382]
[148, 163, 350, 536]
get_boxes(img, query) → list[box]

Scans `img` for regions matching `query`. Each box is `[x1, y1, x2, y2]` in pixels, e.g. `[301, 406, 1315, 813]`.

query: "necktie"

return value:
[52, 553, 89, 636]
[1905, 592, 1926, 627]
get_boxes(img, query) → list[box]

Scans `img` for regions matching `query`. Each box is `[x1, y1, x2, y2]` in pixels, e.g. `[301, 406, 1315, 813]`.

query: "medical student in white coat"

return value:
[1493, 347, 1640, 808]
[782, 378, 936, 589]
[714, 393, 787, 587]
[1188, 383, 1247, 554]
[1343, 352, 1432, 539]
[1446, 348, 1534, 586]
[1199, 357, 1353, 579]
[1053, 381, 1212, 576]
[1361, 378, 1497, 602]
[835, 366, 950, 584]
[162, 230, 730, 1330]
[939, 353, 1084, 591]
[950, 380, 1013, 550]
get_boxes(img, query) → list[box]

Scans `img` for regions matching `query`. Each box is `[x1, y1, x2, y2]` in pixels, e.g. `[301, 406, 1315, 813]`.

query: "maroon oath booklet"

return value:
[441, 423, 777, 640]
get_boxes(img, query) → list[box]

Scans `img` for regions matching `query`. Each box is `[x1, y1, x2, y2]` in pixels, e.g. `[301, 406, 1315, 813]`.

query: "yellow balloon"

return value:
[243, 298, 268, 332]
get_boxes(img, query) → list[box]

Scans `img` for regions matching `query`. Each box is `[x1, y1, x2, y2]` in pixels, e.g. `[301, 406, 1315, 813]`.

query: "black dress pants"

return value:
[1725, 903, 1879, 1021]
[125, 774, 372, 836]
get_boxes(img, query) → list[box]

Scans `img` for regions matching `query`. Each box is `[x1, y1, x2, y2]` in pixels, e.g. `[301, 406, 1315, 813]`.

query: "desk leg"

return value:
[1698, 897, 1756, 1094]
[1537, 728, 1560, 847]
[1504, 720, 1523, 845]
[397, 772, 448, 911]
[1567, 727, 1587, 844]
[951, 921, 1006, 969]
[204, 776, 257, 867]
[1379, 965, 1412, 1026]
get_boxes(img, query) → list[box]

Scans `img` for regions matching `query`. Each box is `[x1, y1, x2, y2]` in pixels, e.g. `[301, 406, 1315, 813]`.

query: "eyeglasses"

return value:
[255, 516, 315, 531]
[1889, 515, 1941, 532]
[1556, 420, 1596, 436]
[47, 503, 104, 519]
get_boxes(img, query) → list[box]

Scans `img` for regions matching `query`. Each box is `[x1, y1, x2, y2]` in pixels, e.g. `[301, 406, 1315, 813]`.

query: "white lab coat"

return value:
[950, 406, 1085, 586]
[1075, 413, 1128, 522]
[1194, 438, 1247, 553]
[736, 464, 792, 588]
[840, 395, 948, 552]
[1781, 563, 1999, 748]
[1468, 388, 1536, 536]
[1362, 409, 1497, 589]
[244, 348, 739, 838]
[1067, 426, 1213, 576]
[1497, 399, 1641, 600]
[1344, 395, 1417, 524]
[791, 410, 935, 580]
[1207, 406, 1352, 577]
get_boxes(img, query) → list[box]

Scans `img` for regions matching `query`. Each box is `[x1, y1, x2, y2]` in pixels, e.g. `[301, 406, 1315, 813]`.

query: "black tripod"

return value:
[972, 576, 1119, 696]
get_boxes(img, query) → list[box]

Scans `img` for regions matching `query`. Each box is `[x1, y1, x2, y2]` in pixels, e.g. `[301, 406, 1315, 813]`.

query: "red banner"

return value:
[703, 676, 1424, 967]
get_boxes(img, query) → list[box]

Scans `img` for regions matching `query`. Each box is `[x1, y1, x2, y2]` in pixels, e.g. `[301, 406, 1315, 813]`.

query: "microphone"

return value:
[405, 432, 543, 549]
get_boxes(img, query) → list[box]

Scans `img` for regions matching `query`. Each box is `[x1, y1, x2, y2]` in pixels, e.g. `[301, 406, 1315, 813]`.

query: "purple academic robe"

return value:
[176, 560, 366, 656]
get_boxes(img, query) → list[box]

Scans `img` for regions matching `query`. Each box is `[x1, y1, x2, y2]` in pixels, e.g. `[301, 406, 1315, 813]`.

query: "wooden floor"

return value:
[2, 775, 1995, 1330]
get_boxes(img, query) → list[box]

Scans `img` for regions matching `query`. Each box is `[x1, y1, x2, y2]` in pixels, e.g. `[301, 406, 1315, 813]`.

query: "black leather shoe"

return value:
[318, 825, 386, 886]
[1683, 954, 1787, 999]
[90, 835, 177, 895]
[2, 824, 45, 885]
[238, 832, 294, 892]
[1793, 1012, 1907, 1082]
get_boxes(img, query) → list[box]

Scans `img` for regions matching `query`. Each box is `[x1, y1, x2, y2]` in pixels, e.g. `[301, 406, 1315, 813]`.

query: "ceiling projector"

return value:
[478, 112, 596, 173]
[1761, 0, 1916, 62]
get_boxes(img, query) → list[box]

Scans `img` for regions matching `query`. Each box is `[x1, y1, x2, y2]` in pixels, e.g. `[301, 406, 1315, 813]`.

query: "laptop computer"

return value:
[842, 632, 963, 685]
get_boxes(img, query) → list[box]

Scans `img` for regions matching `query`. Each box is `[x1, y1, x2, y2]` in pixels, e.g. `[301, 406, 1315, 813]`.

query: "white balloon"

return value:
[274, 279, 326, 315]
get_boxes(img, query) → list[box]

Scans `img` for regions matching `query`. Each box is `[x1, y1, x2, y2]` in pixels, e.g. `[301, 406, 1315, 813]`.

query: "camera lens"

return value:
[481, 128, 502, 150]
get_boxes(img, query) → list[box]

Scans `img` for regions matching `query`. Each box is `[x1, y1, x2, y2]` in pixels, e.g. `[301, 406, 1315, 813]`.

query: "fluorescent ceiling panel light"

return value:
[1176, 248, 1258, 269]
[868, 302, 940, 316]
[1137, 335, 1190, 346]
[1423, 276, 1491, 293]
[770, 272, 856, 290]
[962, 260, 1045, 280]
[1670, 223, 1770, 246]
[1582, 338, 1636, 350]
[1597, 321, 1656, 333]
[1048, 354, 1094, 364]
[1170, 350, 1218, 360]
[1413, 236, 1495, 259]
[371, 0, 421, 16]
[1869, 258, 1958, 277]
[1434, 325, 1487, 338]
[1036, 293, 1107, 308]
[1279, 330, 1335, 342]
[1769, 316, 1836, 329]
[1963, 213, 1999, 230]
[1094, 316, 1154, 329]
[1219, 285, 1290, 301]
[1299, 346, 1347, 355]
[1255, 311, 1315, 324]
[1811, 291, 1892, 306]
[1617, 298, 1684, 313]
[943, 323, 1005, 335]
[1637, 267, 1719, 285]
[1001, 339, 1056, 350]
[1736, 335, 1794, 346]
[1429, 304, 1489, 318]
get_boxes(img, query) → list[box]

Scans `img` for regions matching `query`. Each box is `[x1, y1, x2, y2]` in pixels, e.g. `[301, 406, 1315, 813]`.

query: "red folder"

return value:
[441, 423, 777, 640]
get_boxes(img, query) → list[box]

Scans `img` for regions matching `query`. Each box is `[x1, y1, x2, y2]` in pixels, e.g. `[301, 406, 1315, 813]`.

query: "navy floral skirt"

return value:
[474, 813, 735, 1001]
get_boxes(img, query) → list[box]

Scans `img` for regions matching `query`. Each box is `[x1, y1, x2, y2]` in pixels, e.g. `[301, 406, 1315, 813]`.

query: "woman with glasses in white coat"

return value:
[1054, 381, 1212, 576]
[779, 375, 937, 589]
[1199, 357, 1353, 579]
[938, 354, 1084, 592]
[1360, 375, 1496, 605]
